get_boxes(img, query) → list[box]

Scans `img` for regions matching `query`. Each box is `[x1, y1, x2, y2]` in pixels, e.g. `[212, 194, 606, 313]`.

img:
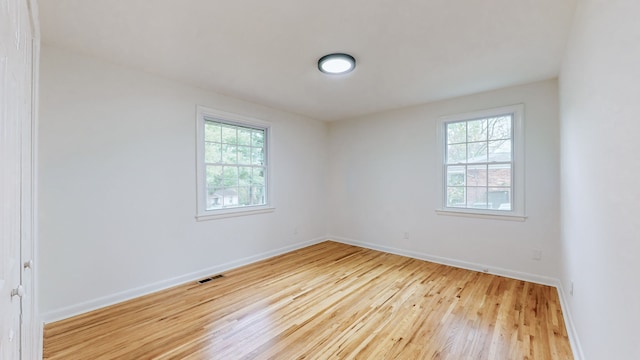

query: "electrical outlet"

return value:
[403, 232, 409, 239]
[532, 249, 542, 261]
[570, 281, 574, 296]
[293, 227, 299, 235]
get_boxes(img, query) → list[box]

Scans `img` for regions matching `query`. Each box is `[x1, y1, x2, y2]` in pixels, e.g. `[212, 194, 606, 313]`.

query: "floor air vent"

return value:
[197, 274, 225, 284]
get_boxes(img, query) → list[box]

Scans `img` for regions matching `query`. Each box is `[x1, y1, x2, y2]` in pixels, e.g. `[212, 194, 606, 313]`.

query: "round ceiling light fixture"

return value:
[318, 53, 356, 75]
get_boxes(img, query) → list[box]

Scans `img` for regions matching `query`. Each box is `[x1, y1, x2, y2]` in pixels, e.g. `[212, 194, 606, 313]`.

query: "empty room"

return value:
[2, 0, 639, 359]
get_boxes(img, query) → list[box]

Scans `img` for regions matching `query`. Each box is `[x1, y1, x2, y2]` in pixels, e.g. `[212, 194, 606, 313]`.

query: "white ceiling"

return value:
[38, 0, 577, 121]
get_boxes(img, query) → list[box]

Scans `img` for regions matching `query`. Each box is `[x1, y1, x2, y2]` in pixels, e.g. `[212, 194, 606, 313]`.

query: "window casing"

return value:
[436, 105, 525, 220]
[196, 106, 273, 220]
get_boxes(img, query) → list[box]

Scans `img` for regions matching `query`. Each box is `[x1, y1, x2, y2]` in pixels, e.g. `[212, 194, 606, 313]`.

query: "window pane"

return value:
[468, 142, 487, 163]
[252, 168, 265, 186]
[238, 167, 251, 186]
[466, 165, 487, 186]
[488, 164, 511, 186]
[252, 130, 264, 147]
[489, 188, 511, 210]
[488, 140, 511, 162]
[447, 122, 466, 144]
[207, 187, 225, 210]
[223, 166, 238, 187]
[238, 187, 251, 206]
[206, 165, 223, 188]
[222, 144, 237, 164]
[252, 186, 266, 205]
[222, 188, 239, 207]
[488, 116, 511, 140]
[205, 122, 222, 142]
[238, 146, 251, 165]
[447, 165, 465, 186]
[200, 112, 270, 214]
[447, 143, 466, 164]
[252, 147, 265, 165]
[222, 126, 237, 144]
[447, 187, 466, 207]
[467, 119, 487, 142]
[238, 128, 251, 146]
[439, 106, 521, 215]
[205, 142, 221, 163]
[467, 187, 488, 209]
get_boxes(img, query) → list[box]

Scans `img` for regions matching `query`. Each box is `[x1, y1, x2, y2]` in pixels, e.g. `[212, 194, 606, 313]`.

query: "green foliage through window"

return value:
[203, 119, 267, 210]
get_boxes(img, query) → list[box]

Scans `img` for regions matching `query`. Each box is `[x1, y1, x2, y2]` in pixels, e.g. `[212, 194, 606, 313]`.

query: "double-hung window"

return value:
[196, 106, 273, 220]
[437, 104, 525, 220]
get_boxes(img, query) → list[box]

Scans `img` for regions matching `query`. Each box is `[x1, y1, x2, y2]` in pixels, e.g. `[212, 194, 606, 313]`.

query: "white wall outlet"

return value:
[293, 227, 299, 235]
[403, 232, 409, 239]
[570, 281, 574, 296]
[532, 249, 542, 261]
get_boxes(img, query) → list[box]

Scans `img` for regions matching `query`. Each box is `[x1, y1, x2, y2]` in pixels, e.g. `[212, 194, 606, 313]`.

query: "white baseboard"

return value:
[327, 235, 585, 360]
[556, 283, 586, 360]
[41, 236, 326, 323]
[38, 320, 44, 360]
[328, 235, 558, 286]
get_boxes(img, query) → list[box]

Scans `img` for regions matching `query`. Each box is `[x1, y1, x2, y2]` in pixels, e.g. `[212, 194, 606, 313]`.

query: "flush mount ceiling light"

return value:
[318, 53, 356, 75]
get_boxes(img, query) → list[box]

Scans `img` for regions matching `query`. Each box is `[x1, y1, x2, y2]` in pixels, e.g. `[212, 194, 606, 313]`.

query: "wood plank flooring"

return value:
[43, 241, 573, 359]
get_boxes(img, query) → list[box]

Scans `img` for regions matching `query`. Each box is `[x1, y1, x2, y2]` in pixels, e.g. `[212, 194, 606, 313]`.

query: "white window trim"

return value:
[195, 105, 274, 221]
[435, 104, 526, 221]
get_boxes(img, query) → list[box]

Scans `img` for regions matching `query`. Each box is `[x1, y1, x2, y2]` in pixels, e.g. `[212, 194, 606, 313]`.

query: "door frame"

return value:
[21, 0, 40, 358]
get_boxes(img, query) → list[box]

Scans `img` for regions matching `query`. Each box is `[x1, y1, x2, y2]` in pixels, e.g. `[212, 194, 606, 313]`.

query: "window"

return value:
[196, 106, 273, 220]
[437, 104, 525, 220]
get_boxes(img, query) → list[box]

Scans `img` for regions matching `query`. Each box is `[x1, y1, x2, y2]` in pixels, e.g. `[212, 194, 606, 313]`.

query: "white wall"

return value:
[560, 0, 640, 359]
[328, 79, 562, 281]
[38, 45, 328, 319]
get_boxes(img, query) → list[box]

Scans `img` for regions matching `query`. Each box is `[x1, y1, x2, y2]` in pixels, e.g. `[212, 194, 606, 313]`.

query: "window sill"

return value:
[435, 209, 527, 222]
[196, 206, 275, 221]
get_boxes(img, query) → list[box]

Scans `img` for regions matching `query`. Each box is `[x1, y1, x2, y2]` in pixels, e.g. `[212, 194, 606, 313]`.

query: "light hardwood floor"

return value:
[43, 241, 573, 359]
